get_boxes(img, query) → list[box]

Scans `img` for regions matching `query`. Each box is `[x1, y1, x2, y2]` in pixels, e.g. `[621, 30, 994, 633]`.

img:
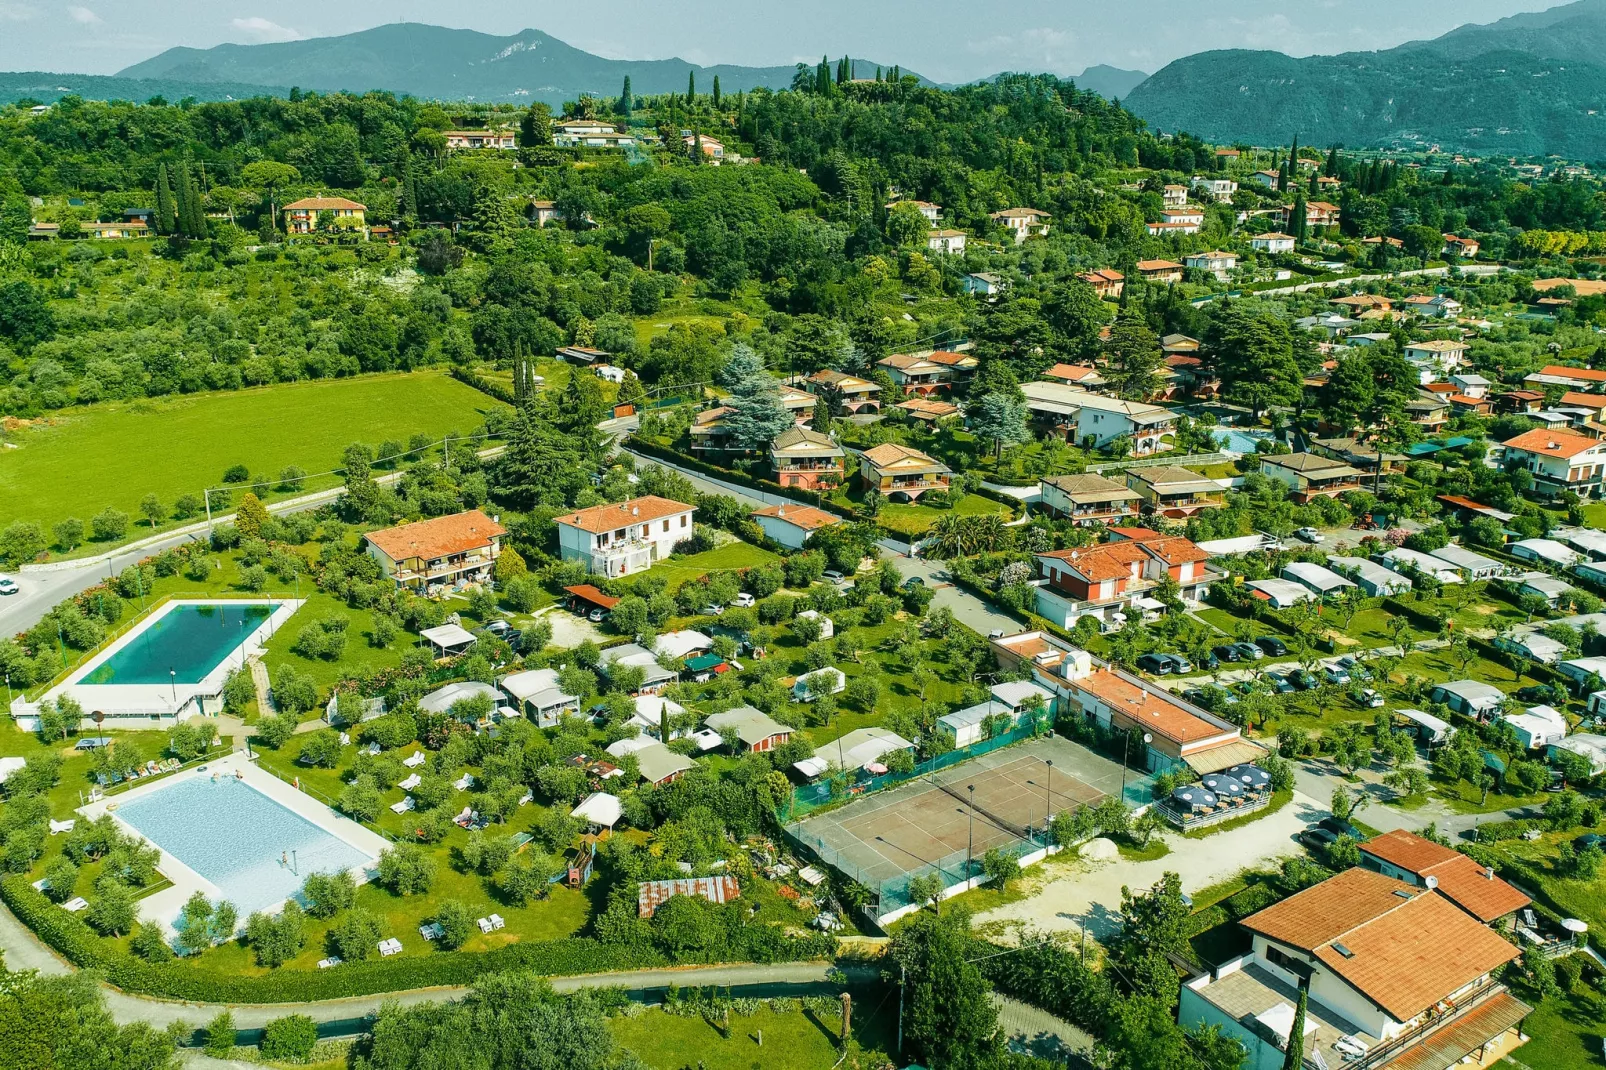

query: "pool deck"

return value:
[78, 749, 389, 935]
[38, 598, 303, 725]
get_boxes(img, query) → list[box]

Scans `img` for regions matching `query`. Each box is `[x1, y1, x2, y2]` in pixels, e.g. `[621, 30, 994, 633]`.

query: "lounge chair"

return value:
[317, 956, 343, 969]
[378, 937, 402, 956]
[477, 916, 493, 934]
[62, 897, 88, 912]
[398, 773, 422, 791]
[48, 819, 75, 835]
[402, 751, 426, 768]
[453, 773, 475, 791]
[418, 922, 443, 941]
[389, 796, 416, 814]
[489, 913, 505, 931]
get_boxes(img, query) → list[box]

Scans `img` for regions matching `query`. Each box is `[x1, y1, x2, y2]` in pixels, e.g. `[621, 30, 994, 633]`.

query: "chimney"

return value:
[1484, 866, 1495, 880]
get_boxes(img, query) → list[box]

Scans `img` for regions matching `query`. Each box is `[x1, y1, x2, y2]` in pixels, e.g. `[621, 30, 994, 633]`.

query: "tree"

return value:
[239, 160, 300, 231]
[377, 843, 437, 895]
[154, 162, 176, 235]
[1105, 311, 1163, 400]
[0, 281, 56, 350]
[907, 872, 944, 914]
[86, 876, 136, 936]
[234, 492, 269, 539]
[0, 971, 181, 1070]
[1112, 872, 1191, 992]
[204, 1011, 236, 1058]
[617, 75, 633, 116]
[244, 900, 306, 967]
[1281, 984, 1309, 1070]
[889, 911, 1001, 1068]
[137, 494, 165, 529]
[1330, 784, 1369, 824]
[52, 517, 84, 552]
[434, 899, 475, 949]
[90, 508, 128, 542]
[969, 392, 1031, 459]
[302, 869, 357, 919]
[260, 1015, 317, 1062]
[329, 908, 383, 962]
[1206, 304, 1304, 417]
[518, 102, 553, 148]
[717, 343, 794, 449]
[980, 847, 1020, 891]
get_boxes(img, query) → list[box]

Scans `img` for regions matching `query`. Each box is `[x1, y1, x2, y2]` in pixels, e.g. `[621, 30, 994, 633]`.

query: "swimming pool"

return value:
[114, 774, 375, 917]
[1212, 428, 1272, 454]
[83, 602, 274, 685]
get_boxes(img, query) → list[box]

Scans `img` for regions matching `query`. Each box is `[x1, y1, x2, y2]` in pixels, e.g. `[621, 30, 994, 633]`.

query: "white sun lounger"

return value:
[477, 916, 493, 933]
[398, 773, 422, 791]
[489, 913, 505, 931]
[453, 773, 475, 791]
[402, 751, 426, 768]
[518, 790, 533, 806]
[62, 897, 88, 912]
[389, 796, 416, 814]
[317, 956, 342, 969]
[418, 922, 443, 941]
[378, 938, 402, 956]
[48, 819, 75, 835]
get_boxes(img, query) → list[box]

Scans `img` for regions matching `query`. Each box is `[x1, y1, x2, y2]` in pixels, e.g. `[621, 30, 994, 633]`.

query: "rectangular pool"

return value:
[114, 774, 375, 917]
[83, 602, 273, 685]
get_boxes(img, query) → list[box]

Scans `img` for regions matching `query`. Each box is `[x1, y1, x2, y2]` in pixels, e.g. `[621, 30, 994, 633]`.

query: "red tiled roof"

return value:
[563, 584, 620, 610]
[1374, 991, 1529, 1070]
[1142, 536, 1211, 566]
[283, 196, 365, 210]
[1069, 670, 1227, 745]
[555, 496, 694, 534]
[1502, 428, 1603, 459]
[751, 504, 840, 532]
[1038, 542, 1147, 581]
[1362, 830, 1530, 923]
[1106, 527, 1163, 543]
[1561, 391, 1606, 410]
[365, 510, 504, 562]
[1539, 363, 1606, 381]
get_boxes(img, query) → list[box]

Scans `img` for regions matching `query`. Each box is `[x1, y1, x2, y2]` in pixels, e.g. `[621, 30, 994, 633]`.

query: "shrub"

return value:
[204, 1011, 236, 1058]
[259, 1014, 317, 1061]
[90, 508, 128, 542]
[301, 870, 358, 919]
[328, 909, 383, 962]
[434, 900, 474, 950]
[253, 713, 298, 750]
[376, 843, 437, 896]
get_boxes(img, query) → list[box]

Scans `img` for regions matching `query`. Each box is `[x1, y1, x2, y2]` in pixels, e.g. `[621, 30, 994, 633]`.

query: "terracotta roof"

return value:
[1040, 474, 1138, 502]
[1044, 363, 1102, 382]
[1374, 991, 1530, 1070]
[771, 426, 840, 453]
[925, 350, 976, 366]
[1539, 363, 1606, 381]
[1107, 526, 1163, 542]
[563, 584, 620, 610]
[1079, 268, 1125, 284]
[751, 504, 840, 532]
[1562, 391, 1606, 409]
[1142, 536, 1211, 566]
[365, 510, 505, 562]
[1361, 831, 1530, 923]
[1136, 259, 1183, 271]
[1242, 868, 1521, 1021]
[1069, 669, 1227, 745]
[283, 196, 365, 210]
[897, 398, 962, 418]
[1502, 428, 1603, 459]
[861, 442, 945, 471]
[808, 370, 878, 392]
[878, 352, 940, 370]
[555, 496, 694, 534]
[1038, 541, 1148, 581]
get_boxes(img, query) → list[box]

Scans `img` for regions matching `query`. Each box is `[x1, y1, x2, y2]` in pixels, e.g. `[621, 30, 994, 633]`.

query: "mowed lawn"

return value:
[0, 371, 503, 545]
[877, 493, 1013, 537]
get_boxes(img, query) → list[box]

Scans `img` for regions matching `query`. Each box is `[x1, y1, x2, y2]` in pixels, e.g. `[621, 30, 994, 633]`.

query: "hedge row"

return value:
[1380, 596, 1447, 635]
[2, 877, 662, 1003]
[450, 366, 517, 407]
[1466, 634, 1568, 687]
[1182, 880, 1282, 938]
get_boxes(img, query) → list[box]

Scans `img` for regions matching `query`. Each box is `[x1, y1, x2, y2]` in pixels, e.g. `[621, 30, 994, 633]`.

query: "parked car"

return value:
[0, 576, 17, 596]
[587, 608, 608, 623]
[823, 570, 847, 584]
[1299, 828, 1339, 850]
[1212, 643, 1242, 663]
[1271, 674, 1297, 694]
[1254, 636, 1287, 657]
[1165, 654, 1194, 674]
[1295, 527, 1324, 544]
[732, 593, 756, 608]
[1324, 666, 1351, 686]
[988, 629, 1006, 640]
[1233, 642, 1265, 661]
[1574, 833, 1605, 852]
[1318, 817, 1360, 840]
[1137, 653, 1175, 675]
[902, 577, 925, 589]
[1288, 670, 1319, 691]
[1356, 688, 1385, 708]
[1194, 651, 1220, 671]
[700, 604, 725, 617]
[485, 619, 511, 636]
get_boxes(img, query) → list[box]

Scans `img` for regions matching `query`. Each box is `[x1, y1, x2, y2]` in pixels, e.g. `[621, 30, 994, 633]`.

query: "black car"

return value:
[1300, 828, 1339, 850]
[1137, 653, 1174, 675]
[1196, 651, 1221, 671]
[1289, 670, 1319, 691]
[1255, 636, 1289, 657]
[1213, 644, 1242, 663]
[1319, 817, 1360, 840]
[1271, 674, 1297, 694]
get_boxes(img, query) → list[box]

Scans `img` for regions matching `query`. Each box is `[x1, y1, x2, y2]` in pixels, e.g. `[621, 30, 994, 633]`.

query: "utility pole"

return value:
[967, 784, 976, 876]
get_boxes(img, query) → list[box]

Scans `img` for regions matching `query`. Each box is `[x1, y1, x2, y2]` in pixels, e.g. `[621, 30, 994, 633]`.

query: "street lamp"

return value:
[169, 668, 177, 704]
[966, 784, 976, 876]
[1120, 732, 1152, 804]
[1042, 758, 1054, 843]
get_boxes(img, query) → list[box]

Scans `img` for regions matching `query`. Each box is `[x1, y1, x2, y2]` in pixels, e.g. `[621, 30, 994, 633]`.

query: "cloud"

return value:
[66, 4, 99, 23]
[230, 16, 302, 43]
[0, 3, 37, 21]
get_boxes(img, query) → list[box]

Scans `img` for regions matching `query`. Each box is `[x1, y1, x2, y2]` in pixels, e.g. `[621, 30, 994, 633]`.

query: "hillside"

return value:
[117, 23, 918, 106]
[1124, 0, 1606, 157]
[1072, 65, 1148, 101]
[0, 70, 288, 105]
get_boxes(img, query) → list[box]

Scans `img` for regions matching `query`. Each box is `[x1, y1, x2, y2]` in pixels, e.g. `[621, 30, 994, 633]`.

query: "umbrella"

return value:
[1202, 774, 1246, 797]
[1562, 918, 1589, 934]
[1172, 786, 1218, 811]
[1226, 764, 1272, 790]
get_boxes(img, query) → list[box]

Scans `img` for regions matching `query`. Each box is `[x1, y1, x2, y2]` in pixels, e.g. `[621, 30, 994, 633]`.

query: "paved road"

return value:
[1254, 263, 1504, 298]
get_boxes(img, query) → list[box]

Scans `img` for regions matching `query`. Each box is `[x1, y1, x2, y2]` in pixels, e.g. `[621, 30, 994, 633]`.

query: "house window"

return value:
[680, 515, 689, 527]
[663, 520, 670, 533]
[1264, 944, 1313, 980]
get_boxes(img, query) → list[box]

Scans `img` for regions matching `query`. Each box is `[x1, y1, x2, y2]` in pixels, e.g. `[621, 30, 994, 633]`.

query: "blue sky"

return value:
[0, 0, 1571, 80]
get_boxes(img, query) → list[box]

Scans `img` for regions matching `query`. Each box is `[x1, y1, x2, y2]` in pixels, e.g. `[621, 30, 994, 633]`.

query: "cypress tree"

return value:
[173, 161, 191, 236]
[1292, 190, 1309, 243]
[187, 168, 206, 237]
[154, 163, 175, 235]
[687, 69, 695, 101]
[712, 75, 721, 109]
[620, 76, 632, 117]
[1309, 170, 1319, 196]
[1280, 985, 1308, 1070]
[1324, 145, 1339, 176]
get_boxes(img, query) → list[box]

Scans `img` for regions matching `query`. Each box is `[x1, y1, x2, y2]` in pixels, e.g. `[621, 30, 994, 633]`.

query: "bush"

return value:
[204, 1011, 236, 1057]
[259, 1014, 317, 1061]
[301, 870, 357, 919]
[434, 900, 474, 950]
[90, 508, 128, 542]
[253, 713, 298, 750]
[376, 843, 437, 896]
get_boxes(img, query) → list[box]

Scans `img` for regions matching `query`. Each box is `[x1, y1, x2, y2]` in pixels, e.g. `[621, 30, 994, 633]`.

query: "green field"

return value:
[0, 371, 504, 550]
[876, 494, 1014, 537]
[609, 999, 895, 1069]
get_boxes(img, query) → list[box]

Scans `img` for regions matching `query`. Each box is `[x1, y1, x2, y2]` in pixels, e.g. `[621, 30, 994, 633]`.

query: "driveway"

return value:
[973, 791, 1323, 939]
[539, 604, 606, 649]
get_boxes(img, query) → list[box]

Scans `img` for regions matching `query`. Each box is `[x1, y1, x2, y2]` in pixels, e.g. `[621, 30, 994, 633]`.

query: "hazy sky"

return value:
[0, 0, 1572, 81]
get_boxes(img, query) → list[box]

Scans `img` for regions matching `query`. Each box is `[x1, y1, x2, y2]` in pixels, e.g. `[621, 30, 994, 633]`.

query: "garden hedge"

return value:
[450, 366, 517, 407]
[1, 877, 824, 1004]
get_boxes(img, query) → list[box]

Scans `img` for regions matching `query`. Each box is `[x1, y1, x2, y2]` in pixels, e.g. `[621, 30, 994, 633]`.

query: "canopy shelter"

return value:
[570, 792, 622, 830]
[563, 585, 620, 612]
[420, 623, 476, 658]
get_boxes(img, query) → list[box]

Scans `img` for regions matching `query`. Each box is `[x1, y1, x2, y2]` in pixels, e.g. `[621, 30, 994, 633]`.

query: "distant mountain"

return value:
[1124, 0, 1606, 158]
[117, 23, 921, 106]
[0, 70, 288, 105]
[1072, 65, 1148, 101]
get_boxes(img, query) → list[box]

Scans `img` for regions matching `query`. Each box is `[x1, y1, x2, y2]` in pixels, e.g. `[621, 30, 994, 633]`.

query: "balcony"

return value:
[393, 552, 495, 584]
[777, 461, 844, 473]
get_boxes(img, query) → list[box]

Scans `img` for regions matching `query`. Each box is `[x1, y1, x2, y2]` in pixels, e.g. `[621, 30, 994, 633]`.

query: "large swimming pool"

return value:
[1212, 428, 1273, 455]
[114, 775, 374, 917]
[83, 602, 273, 685]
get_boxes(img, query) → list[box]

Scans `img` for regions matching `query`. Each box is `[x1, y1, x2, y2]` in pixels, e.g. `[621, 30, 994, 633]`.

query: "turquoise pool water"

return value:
[1212, 428, 1272, 454]
[115, 775, 372, 917]
[83, 603, 271, 685]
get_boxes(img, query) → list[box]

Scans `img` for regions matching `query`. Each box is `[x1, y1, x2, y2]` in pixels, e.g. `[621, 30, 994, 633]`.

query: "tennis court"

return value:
[789, 735, 1145, 909]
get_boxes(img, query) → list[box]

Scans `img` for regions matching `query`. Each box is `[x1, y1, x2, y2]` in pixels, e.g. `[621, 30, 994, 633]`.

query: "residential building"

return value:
[964, 271, 1006, 296]
[529, 200, 563, 226]
[1406, 392, 1451, 432]
[599, 644, 677, 695]
[990, 207, 1050, 243]
[1032, 533, 1214, 629]
[682, 134, 725, 158]
[1429, 680, 1505, 718]
[1126, 465, 1224, 517]
[770, 427, 844, 491]
[1180, 868, 1527, 1070]
[1020, 382, 1179, 453]
[1078, 268, 1125, 299]
[1495, 389, 1545, 413]
[793, 727, 914, 778]
[877, 352, 955, 395]
[282, 196, 366, 234]
[887, 199, 941, 222]
[1146, 220, 1200, 237]
[1502, 705, 1569, 750]
[1519, 574, 1576, 607]
[1281, 561, 1355, 600]
[1251, 169, 1281, 188]
[1522, 364, 1606, 392]
[1359, 829, 1530, 923]
[1381, 547, 1464, 584]
[1246, 578, 1317, 609]
[926, 229, 966, 254]
[1327, 555, 1412, 597]
[1402, 293, 1463, 320]
[1451, 372, 1492, 398]
[1428, 544, 1509, 580]
[1551, 733, 1606, 776]
[556, 345, 609, 365]
[1258, 453, 1364, 502]
[1191, 175, 1238, 201]
[498, 669, 580, 728]
[1310, 436, 1406, 476]
[937, 700, 1021, 748]
[895, 397, 963, 424]
[1282, 200, 1340, 228]
[1330, 293, 1393, 315]
[1401, 339, 1470, 384]
[858, 443, 950, 501]
[703, 706, 792, 753]
[554, 496, 695, 578]
[1442, 234, 1481, 259]
[688, 406, 739, 455]
[1038, 474, 1141, 526]
[81, 220, 150, 239]
[793, 667, 846, 702]
[1159, 205, 1206, 226]
[925, 349, 979, 385]
[751, 503, 841, 550]
[1042, 364, 1107, 390]
[1249, 232, 1295, 254]
[1136, 259, 1184, 283]
[1162, 184, 1189, 207]
[1556, 525, 1606, 560]
[777, 383, 818, 422]
[1500, 428, 1606, 498]
[801, 370, 881, 414]
[365, 510, 505, 591]
[632, 742, 696, 786]
[444, 129, 516, 150]
[1184, 250, 1238, 278]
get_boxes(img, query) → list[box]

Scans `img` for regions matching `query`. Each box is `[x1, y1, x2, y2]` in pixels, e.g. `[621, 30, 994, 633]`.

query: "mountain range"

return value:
[1123, 0, 1606, 158]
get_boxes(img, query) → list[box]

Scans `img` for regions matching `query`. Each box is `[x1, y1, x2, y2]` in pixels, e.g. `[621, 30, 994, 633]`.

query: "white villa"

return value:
[554, 496, 695, 578]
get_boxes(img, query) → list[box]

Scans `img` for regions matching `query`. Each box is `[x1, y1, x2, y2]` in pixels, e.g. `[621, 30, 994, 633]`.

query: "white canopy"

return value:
[570, 792, 622, 828]
[420, 623, 476, 652]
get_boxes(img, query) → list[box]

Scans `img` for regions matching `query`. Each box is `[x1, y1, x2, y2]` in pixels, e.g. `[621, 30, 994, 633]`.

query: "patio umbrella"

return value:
[1172, 786, 1218, 812]
[1562, 918, 1589, 934]
[1226, 764, 1272, 790]
[1201, 774, 1246, 798]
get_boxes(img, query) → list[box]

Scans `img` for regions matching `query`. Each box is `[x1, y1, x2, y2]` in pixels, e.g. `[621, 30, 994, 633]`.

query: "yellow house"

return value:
[283, 196, 366, 235]
[859, 442, 951, 502]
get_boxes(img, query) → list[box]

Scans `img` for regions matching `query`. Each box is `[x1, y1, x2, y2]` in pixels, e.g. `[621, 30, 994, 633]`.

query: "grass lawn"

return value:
[1501, 977, 1605, 1070]
[877, 494, 1012, 537]
[0, 371, 504, 552]
[632, 542, 781, 594]
[609, 999, 896, 1070]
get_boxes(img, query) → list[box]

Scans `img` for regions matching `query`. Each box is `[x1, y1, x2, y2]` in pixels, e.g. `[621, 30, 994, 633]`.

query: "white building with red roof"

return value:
[1500, 428, 1606, 498]
[555, 496, 695, 578]
[364, 510, 506, 590]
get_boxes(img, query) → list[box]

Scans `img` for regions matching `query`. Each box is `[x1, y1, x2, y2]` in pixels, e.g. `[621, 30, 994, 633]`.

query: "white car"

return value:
[1295, 527, 1324, 544]
[822, 570, 846, 584]
[0, 577, 16, 596]
[732, 593, 755, 608]
[700, 604, 725, 617]
[1357, 688, 1385, 709]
